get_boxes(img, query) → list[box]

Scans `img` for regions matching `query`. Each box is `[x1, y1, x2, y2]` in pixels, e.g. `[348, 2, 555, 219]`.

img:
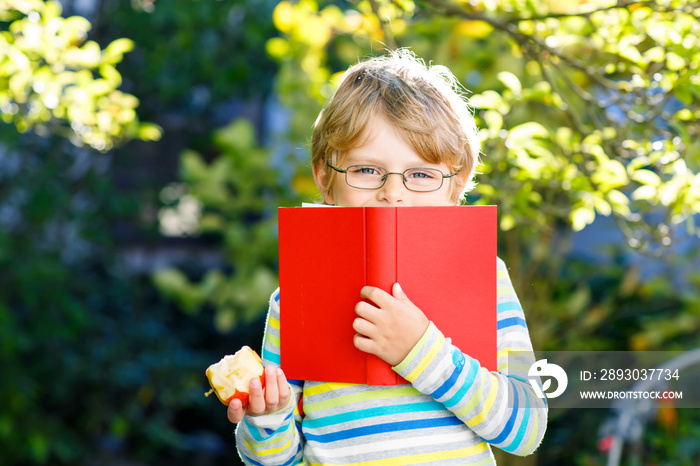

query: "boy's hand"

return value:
[353, 283, 430, 366]
[227, 366, 290, 424]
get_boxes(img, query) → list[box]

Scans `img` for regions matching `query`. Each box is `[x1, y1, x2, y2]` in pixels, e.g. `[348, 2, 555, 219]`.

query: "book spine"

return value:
[365, 207, 399, 385]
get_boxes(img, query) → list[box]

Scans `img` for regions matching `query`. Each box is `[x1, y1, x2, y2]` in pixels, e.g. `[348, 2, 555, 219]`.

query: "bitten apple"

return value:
[205, 346, 266, 405]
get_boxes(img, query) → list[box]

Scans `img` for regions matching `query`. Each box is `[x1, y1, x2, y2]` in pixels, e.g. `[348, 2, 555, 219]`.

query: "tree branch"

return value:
[424, 0, 625, 92]
[511, 0, 651, 22]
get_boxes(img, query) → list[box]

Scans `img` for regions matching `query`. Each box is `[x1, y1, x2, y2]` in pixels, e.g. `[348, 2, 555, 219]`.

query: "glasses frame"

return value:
[326, 161, 459, 193]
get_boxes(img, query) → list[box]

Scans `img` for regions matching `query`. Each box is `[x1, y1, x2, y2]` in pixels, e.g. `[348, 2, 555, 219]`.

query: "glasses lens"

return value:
[404, 168, 443, 192]
[345, 165, 387, 189]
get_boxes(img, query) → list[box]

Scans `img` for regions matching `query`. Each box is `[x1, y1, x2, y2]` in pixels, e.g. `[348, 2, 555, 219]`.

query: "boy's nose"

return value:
[377, 172, 407, 204]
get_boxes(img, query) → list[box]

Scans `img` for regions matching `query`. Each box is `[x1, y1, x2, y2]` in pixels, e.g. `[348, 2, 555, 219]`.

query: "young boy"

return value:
[229, 49, 547, 465]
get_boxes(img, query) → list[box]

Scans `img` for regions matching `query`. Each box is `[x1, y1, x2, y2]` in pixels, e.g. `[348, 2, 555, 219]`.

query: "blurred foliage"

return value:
[0, 126, 233, 464]
[0, 0, 280, 465]
[529, 252, 700, 464]
[95, 0, 279, 119]
[153, 119, 302, 333]
[267, 0, 700, 247]
[2, 0, 699, 465]
[0, 0, 161, 150]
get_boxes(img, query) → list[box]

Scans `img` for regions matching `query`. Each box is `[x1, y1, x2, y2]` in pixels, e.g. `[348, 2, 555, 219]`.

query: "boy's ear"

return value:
[312, 163, 335, 205]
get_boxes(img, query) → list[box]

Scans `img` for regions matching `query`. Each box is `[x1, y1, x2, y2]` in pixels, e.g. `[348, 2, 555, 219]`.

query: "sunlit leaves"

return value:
[470, 90, 510, 114]
[497, 71, 522, 95]
[0, 0, 161, 150]
[264, 0, 700, 290]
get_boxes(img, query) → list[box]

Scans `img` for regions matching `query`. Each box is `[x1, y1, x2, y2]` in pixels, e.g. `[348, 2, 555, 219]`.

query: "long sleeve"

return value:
[393, 257, 548, 455]
[234, 258, 547, 464]
[234, 289, 305, 465]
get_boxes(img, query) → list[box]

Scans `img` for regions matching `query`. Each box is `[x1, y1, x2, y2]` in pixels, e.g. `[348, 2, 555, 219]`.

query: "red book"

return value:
[278, 205, 497, 385]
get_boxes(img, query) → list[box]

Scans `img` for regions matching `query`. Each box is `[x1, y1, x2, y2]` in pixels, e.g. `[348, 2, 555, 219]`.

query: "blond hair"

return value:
[311, 49, 480, 203]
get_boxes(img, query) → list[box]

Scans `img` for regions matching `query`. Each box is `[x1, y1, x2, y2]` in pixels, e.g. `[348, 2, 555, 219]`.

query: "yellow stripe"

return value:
[268, 316, 280, 330]
[303, 382, 357, 397]
[244, 435, 293, 455]
[497, 270, 508, 279]
[468, 374, 498, 425]
[497, 285, 514, 296]
[499, 360, 532, 372]
[266, 333, 280, 348]
[454, 370, 487, 417]
[303, 387, 420, 413]
[394, 322, 436, 373]
[405, 333, 444, 381]
[497, 347, 532, 371]
[497, 347, 523, 360]
[522, 407, 539, 454]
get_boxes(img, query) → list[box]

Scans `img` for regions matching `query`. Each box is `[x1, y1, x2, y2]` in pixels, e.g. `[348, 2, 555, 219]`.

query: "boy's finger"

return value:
[355, 300, 382, 323]
[227, 398, 245, 424]
[264, 366, 279, 407]
[392, 282, 408, 300]
[277, 369, 291, 405]
[360, 286, 392, 305]
[247, 377, 265, 414]
[352, 316, 377, 337]
[392, 283, 419, 311]
[353, 333, 377, 356]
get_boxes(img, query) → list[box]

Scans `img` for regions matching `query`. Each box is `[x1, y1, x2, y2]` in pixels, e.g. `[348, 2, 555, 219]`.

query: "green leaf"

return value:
[508, 121, 549, 141]
[666, 52, 686, 71]
[500, 213, 516, 231]
[214, 118, 256, 152]
[497, 71, 522, 95]
[136, 122, 163, 141]
[631, 169, 661, 186]
[180, 150, 209, 182]
[152, 267, 202, 314]
[483, 109, 503, 135]
[571, 206, 595, 231]
[102, 38, 135, 63]
[643, 46, 665, 63]
[470, 90, 509, 113]
[632, 185, 657, 201]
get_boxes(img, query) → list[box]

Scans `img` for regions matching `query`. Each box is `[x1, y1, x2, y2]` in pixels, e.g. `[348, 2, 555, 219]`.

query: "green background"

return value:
[1, 0, 699, 464]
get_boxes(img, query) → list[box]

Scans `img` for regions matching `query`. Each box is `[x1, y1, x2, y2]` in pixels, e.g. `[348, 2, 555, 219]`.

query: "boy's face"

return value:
[313, 116, 459, 207]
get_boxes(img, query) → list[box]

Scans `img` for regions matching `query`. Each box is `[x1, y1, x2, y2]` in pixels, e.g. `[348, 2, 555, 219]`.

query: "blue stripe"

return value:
[497, 301, 522, 313]
[289, 379, 303, 388]
[506, 374, 528, 384]
[304, 416, 462, 443]
[505, 385, 530, 452]
[241, 453, 268, 466]
[263, 349, 281, 365]
[497, 317, 527, 330]
[489, 380, 520, 444]
[444, 357, 479, 409]
[244, 411, 295, 442]
[303, 401, 445, 429]
[431, 361, 464, 399]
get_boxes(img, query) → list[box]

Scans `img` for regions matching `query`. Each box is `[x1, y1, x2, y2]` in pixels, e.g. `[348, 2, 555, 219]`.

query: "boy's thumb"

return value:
[392, 282, 407, 300]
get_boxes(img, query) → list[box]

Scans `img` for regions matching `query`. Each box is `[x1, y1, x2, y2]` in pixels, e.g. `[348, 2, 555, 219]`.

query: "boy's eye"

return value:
[351, 165, 383, 176]
[406, 169, 437, 179]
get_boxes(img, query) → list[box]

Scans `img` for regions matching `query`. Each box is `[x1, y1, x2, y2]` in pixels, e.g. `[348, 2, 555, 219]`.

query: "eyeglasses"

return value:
[326, 161, 458, 192]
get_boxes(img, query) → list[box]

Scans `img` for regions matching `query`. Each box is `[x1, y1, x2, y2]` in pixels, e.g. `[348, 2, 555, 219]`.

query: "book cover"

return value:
[278, 205, 497, 385]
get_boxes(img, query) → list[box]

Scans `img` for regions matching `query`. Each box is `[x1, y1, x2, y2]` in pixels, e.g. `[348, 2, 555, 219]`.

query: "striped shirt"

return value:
[235, 258, 547, 465]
